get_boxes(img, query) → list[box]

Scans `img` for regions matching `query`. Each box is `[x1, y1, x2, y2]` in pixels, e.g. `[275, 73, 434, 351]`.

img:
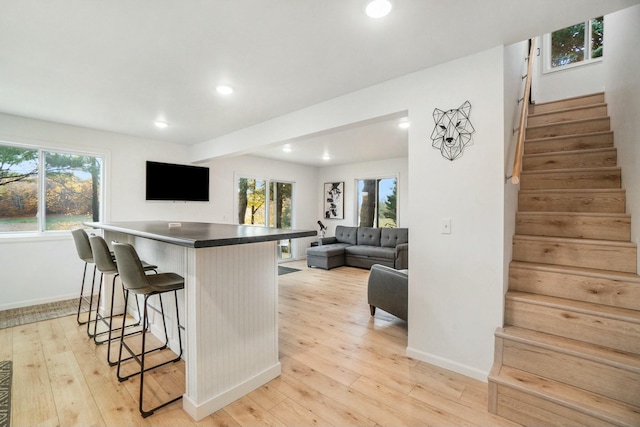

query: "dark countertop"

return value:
[85, 221, 317, 248]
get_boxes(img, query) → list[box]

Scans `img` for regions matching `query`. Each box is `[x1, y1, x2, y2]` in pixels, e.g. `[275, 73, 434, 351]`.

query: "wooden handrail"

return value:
[511, 38, 536, 185]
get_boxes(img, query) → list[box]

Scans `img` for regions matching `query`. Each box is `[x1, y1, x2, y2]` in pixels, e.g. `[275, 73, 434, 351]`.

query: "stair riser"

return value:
[512, 239, 637, 273]
[529, 93, 605, 115]
[515, 213, 631, 241]
[492, 384, 618, 427]
[500, 338, 640, 406]
[505, 299, 640, 354]
[518, 191, 626, 213]
[526, 117, 610, 139]
[520, 170, 621, 190]
[525, 132, 614, 155]
[522, 149, 617, 171]
[527, 105, 608, 127]
[509, 266, 640, 310]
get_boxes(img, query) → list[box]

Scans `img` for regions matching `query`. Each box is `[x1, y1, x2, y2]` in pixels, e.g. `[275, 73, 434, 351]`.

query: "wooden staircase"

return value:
[489, 93, 640, 426]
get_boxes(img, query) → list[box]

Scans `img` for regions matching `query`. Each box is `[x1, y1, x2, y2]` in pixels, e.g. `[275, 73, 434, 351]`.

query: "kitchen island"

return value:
[86, 221, 316, 420]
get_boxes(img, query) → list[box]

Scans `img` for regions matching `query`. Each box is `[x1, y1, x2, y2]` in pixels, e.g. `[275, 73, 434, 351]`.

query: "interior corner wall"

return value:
[604, 4, 640, 273]
[317, 157, 409, 233]
[0, 113, 198, 309]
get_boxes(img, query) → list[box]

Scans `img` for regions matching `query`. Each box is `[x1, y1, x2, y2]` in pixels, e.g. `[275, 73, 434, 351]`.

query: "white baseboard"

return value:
[0, 292, 78, 311]
[182, 363, 281, 421]
[406, 346, 489, 383]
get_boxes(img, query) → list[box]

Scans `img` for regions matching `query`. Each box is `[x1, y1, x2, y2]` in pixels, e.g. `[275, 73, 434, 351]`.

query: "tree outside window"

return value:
[357, 177, 397, 228]
[0, 144, 103, 233]
[549, 17, 603, 69]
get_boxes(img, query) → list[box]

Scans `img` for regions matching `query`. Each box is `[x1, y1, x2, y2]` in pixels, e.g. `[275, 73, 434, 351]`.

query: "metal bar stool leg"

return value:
[112, 241, 184, 418]
[76, 262, 89, 325]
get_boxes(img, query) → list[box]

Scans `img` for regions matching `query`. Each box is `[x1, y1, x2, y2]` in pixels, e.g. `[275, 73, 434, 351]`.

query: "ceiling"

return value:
[1, 0, 638, 166]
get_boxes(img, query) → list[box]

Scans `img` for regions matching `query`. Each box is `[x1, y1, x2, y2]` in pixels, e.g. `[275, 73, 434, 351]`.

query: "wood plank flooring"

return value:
[2, 260, 519, 426]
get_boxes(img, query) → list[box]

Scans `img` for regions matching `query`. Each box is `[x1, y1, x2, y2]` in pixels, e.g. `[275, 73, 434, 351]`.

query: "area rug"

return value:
[0, 298, 79, 329]
[278, 265, 301, 276]
[0, 361, 11, 427]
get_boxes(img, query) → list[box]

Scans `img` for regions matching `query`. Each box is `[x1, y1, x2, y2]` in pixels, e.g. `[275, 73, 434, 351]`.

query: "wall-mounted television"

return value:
[145, 161, 210, 202]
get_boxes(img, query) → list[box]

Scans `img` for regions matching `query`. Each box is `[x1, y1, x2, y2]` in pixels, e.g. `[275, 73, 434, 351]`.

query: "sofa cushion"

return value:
[381, 228, 408, 248]
[357, 227, 381, 246]
[345, 245, 395, 259]
[335, 226, 357, 245]
[306, 243, 349, 257]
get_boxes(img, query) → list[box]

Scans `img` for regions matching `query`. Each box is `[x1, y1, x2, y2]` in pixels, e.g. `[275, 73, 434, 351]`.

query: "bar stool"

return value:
[88, 235, 157, 365]
[112, 242, 184, 418]
[71, 228, 98, 326]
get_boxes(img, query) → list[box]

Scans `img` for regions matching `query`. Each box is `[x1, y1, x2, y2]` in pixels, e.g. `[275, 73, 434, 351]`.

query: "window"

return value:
[356, 177, 397, 228]
[0, 143, 104, 233]
[237, 176, 294, 260]
[545, 17, 603, 71]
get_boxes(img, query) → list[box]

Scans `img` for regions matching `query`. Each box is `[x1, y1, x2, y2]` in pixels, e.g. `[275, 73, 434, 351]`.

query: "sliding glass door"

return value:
[237, 177, 294, 261]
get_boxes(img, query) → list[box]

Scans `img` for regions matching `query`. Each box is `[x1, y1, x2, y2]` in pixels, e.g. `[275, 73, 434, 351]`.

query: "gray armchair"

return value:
[367, 264, 408, 321]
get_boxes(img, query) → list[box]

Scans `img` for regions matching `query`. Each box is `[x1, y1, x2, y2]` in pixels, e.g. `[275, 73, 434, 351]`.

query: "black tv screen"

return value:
[146, 161, 210, 201]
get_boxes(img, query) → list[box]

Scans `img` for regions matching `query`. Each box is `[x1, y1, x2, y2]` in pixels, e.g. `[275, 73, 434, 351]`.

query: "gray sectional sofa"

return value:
[306, 225, 408, 270]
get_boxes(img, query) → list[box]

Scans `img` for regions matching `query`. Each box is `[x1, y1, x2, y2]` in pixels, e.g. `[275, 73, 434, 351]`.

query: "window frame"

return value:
[542, 17, 603, 74]
[354, 175, 399, 228]
[0, 140, 107, 237]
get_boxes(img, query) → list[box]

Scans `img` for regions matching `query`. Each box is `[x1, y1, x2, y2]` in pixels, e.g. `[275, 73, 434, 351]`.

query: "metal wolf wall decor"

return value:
[430, 101, 475, 161]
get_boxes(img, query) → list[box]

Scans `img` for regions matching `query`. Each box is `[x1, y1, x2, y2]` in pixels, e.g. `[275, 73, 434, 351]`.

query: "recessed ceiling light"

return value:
[398, 120, 410, 129]
[365, 0, 392, 18]
[154, 121, 168, 128]
[282, 144, 292, 152]
[216, 85, 234, 95]
[322, 154, 331, 161]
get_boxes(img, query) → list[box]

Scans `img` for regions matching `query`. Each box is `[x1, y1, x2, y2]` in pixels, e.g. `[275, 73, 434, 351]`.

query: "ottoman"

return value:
[305, 244, 348, 270]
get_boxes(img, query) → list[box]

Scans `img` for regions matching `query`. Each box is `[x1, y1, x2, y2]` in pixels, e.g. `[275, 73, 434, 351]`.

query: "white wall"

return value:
[604, 5, 640, 273]
[0, 113, 195, 309]
[317, 157, 409, 235]
[191, 47, 508, 380]
[503, 41, 531, 295]
[532, 35, 605, 104]
[405, 49, 505, 380]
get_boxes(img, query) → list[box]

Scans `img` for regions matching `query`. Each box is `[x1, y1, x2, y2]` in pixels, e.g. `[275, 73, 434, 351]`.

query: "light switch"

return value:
[441, 218, 451, 234]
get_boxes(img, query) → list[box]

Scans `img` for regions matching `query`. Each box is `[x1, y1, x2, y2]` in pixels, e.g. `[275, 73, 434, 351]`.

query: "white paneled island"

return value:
[86, 221, 316, 420]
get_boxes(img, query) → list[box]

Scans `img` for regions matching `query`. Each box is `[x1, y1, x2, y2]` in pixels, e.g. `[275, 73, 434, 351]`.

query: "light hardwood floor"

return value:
[2, 260, 520, 426]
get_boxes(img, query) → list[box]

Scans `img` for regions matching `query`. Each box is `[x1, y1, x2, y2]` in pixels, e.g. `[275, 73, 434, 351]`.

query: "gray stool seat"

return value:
[113, 242, 184, 418]
[88, 235, 157, 365]
[71, 228, 98, 326]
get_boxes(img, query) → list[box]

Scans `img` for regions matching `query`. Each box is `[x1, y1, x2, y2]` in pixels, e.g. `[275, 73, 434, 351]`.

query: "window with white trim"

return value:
[0, 142, 104, 233]
[544, 17, 603, 72]
[356, 177, 397, 228]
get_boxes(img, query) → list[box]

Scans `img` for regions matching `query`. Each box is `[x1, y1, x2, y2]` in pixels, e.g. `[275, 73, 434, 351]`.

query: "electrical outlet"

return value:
[441, 218, 451, 234]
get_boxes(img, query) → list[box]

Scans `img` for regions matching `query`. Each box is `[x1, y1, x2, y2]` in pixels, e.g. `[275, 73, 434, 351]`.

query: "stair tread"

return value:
[527, 116, 609, 131]
[521, 166, 621, 175]
[523, 147, 616, 159]
[510, 260, 640, 283]
[517, 211, 630, 218]
[497, 326, 640, 372]
[525, 130, 613, 144]
[490, 365, 640, 427]
[528, 103, 607, 119]
[506, 290, 640, 324]
[513, 234, 636, 248]
[519, 188, 625, 194]
[530, 92, 604, 109]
